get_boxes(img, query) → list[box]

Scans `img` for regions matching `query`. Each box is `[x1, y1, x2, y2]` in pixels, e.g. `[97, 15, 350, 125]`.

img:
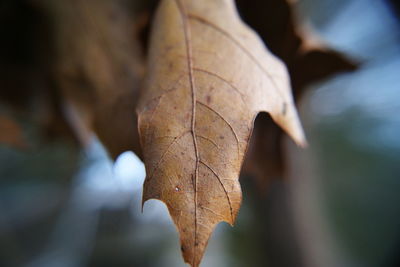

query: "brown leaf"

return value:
[137, 0, 305, 266]
[40, 0, 144, 159]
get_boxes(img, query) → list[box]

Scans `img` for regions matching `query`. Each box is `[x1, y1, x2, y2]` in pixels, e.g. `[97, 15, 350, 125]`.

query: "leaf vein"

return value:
[200, 160, 234, 223]
[193, 67, 246, 104]
[175, 0, 200, 262]
[196, 101, 240, 159]
[146, 130, 190, 182]
[196, 134, 219, 149]
[188, 14, 286, 101]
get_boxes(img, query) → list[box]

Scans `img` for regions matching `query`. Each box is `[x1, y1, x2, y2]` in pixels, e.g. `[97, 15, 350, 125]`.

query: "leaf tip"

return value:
[298, 137, 308, 148]
[294, 130, 308, 148]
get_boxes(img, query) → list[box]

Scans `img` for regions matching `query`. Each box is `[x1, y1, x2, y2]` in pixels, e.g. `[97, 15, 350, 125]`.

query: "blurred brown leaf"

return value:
[0, 0, 146, 157]
[39, 0, 145, 159]
[137, 0, 305, 266]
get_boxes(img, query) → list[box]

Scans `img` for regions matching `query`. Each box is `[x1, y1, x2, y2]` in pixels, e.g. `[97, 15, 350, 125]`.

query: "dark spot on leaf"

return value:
[206, 95, 211, 104]
[181, 245, 186, 252]
[164, 45, 173, 52]
[219, 135, 224, 139]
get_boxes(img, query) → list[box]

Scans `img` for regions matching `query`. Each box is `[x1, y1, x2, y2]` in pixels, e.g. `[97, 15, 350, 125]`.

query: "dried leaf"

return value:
[41, 0, 144, 158]
[137, 0, 305, 266]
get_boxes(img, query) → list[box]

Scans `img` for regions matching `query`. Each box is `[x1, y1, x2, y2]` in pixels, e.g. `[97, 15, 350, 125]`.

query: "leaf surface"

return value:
[44, 0, 144, 158]
[137, 0, 305, 266]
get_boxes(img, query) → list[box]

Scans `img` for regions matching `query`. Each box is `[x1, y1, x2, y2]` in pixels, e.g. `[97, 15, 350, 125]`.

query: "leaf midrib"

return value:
[174, 1, 200, 265]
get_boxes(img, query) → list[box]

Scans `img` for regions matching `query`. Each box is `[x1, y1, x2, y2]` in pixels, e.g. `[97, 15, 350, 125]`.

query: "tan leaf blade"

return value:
[137, 0, 305, 266]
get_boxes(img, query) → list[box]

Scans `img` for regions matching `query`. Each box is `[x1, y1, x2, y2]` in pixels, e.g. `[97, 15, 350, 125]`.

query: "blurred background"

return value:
[1, 0, 399, 266]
